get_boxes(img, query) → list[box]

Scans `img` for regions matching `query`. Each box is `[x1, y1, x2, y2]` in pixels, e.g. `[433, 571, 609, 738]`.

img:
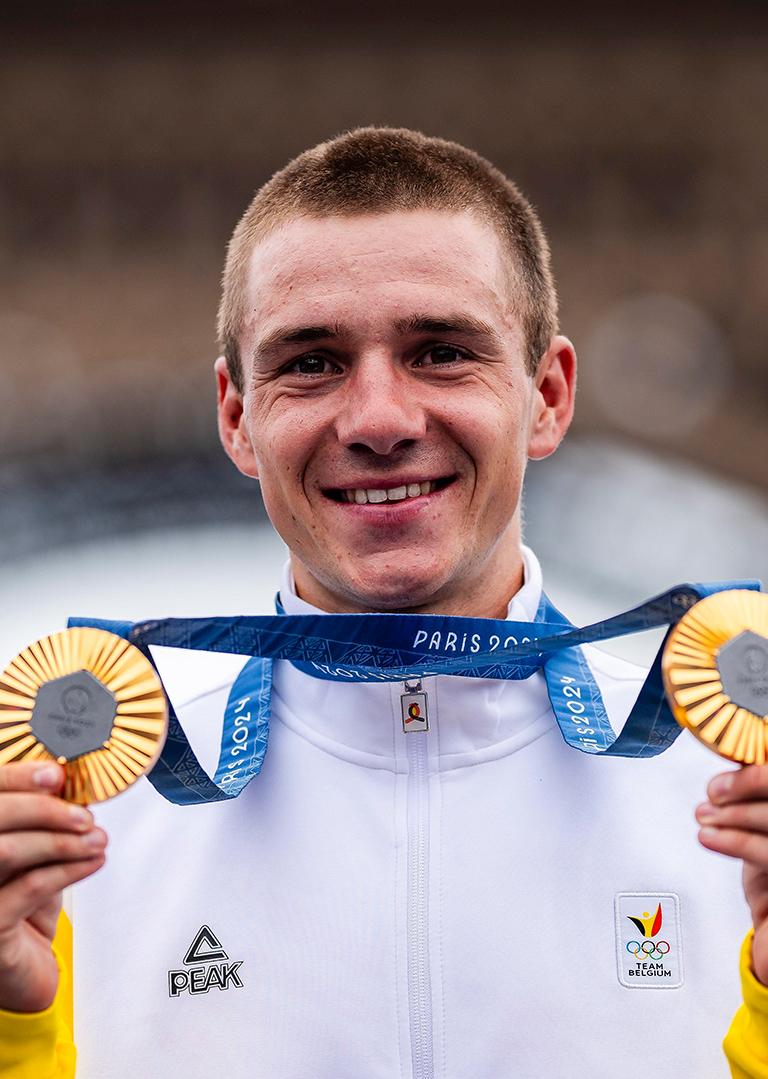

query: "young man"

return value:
[1, 127, 768, 1077]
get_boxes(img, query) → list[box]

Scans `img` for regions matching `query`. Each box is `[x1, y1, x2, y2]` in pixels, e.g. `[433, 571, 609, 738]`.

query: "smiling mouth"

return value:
[325, 476, 456, 505]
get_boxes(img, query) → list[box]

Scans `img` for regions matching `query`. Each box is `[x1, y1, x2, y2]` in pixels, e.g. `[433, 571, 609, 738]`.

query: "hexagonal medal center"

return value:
[717, 631, 768, 719]
[31, 670, 117, 761]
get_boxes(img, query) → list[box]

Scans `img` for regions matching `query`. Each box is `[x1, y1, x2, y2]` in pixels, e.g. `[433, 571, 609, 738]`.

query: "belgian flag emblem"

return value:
[627, 902, 663, 938]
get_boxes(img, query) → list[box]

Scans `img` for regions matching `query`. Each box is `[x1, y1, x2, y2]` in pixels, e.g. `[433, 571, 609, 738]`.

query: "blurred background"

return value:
[1, 0, 767, 668]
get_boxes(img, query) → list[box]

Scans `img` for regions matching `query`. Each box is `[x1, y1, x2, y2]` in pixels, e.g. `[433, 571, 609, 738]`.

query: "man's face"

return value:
[218, 209, 573, 615]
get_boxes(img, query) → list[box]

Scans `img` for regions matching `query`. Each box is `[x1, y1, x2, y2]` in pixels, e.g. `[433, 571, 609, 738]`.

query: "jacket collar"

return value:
[270, 549, 554, 768]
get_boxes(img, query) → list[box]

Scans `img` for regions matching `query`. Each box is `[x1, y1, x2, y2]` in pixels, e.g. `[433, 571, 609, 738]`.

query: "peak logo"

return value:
[168, 925, 244, 998]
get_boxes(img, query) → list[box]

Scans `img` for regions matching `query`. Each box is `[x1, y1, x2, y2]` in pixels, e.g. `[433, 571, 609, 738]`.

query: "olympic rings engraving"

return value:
[626, 939, 670, 960]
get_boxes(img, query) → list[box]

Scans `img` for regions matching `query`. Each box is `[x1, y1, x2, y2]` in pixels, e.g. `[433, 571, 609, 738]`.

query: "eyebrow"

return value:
[253, 323, 348, 361]
[394, 314, 503, 345]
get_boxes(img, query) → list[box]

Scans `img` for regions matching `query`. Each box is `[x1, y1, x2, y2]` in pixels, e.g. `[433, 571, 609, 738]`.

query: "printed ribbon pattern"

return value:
[69, 578, 760, 805]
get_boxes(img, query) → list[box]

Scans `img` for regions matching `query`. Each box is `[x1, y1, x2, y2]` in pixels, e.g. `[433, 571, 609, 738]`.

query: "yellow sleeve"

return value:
[725, 931, 768, 1079]
[0, 912, 76, 1079]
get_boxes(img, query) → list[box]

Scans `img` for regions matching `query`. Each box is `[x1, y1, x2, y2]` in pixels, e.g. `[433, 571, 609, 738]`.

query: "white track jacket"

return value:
[71, 550, 749, 1077]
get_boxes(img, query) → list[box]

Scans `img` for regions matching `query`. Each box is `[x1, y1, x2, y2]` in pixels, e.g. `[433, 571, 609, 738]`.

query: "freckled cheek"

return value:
[471, 433, 526, 521]
[247, 408, 321, 482]
[451, 410, 523, 486]
[442, 389, 526, 446]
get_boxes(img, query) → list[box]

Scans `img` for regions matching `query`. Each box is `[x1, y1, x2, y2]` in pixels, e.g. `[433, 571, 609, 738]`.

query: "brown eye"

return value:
[293, 354, 331, 374]
[420, 346, 465, 366]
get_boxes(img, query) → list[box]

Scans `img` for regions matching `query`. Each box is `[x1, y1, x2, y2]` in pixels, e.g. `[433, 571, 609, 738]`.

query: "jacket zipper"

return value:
[406, 722, 434, 1079]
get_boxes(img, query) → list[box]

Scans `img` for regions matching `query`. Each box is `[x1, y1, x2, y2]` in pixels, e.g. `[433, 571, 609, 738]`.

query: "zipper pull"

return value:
[401, 679, 429, 733]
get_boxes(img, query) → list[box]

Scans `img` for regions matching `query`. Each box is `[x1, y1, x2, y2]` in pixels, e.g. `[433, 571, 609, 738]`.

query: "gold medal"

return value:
[662, 590, 768, 763]
[0, 628, 167, 804]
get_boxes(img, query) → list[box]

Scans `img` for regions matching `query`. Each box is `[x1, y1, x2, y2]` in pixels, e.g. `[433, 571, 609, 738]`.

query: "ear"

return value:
[527, 335, 577, 460]
[215, 355, 260, 480]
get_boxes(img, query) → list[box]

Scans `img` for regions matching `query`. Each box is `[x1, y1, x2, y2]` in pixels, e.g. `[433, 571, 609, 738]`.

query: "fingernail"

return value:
[699, 827, 718, 842]
[82, 829, 106, 849]
[68, 806, 91, 827]
[710, 773, 734, 803]
[696, 803, 717, 824]
[33, 765, 61, 788]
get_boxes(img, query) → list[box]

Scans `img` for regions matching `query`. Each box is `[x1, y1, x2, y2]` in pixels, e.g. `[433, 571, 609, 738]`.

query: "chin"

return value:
[339, 560, 456, 612]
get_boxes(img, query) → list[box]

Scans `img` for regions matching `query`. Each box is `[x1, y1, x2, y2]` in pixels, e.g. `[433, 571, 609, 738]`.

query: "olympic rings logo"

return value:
[626, 940, 670, 960]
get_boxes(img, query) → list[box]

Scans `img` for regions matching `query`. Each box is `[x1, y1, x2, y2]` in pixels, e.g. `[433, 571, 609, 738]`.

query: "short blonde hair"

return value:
[218, 127, 558, 391]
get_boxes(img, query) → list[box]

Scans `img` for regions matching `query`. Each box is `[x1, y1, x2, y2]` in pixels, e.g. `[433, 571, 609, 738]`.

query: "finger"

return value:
[707, 765, 768, 806]
[698, 825, 768, 866]
[0, 856, 106, 930]
[26, 893, 64, 943]
[0, 793, 93, 836]
[0, 763, 64, 795]
[0, 828, 107, 888]
[697, 801, 768, 835]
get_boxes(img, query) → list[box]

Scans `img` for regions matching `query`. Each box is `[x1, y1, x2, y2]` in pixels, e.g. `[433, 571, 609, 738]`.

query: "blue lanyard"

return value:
[69, 578, 761, 805]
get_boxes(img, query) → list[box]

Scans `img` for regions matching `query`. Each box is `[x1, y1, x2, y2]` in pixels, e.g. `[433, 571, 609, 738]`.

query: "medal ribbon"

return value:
[69, 578, 761, 805]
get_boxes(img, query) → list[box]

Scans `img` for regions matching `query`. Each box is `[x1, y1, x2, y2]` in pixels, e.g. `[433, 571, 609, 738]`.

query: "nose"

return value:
[335, 355, 427, 456]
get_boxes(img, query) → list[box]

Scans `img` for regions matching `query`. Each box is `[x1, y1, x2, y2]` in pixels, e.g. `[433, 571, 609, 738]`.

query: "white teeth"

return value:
[344, 481, 439, 504]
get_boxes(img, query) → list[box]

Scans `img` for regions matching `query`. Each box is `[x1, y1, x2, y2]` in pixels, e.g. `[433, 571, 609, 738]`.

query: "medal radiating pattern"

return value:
[662, 590, 768, 763]
[0, 628, 167, 803]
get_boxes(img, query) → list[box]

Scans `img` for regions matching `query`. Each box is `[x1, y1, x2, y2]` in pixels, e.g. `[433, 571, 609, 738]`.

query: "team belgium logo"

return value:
[626, 903, 670, 962]
[615, 892, 682, 988]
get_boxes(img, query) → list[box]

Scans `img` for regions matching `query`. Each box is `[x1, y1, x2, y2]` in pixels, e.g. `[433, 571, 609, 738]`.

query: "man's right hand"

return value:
[0, 761, 107, 1014]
